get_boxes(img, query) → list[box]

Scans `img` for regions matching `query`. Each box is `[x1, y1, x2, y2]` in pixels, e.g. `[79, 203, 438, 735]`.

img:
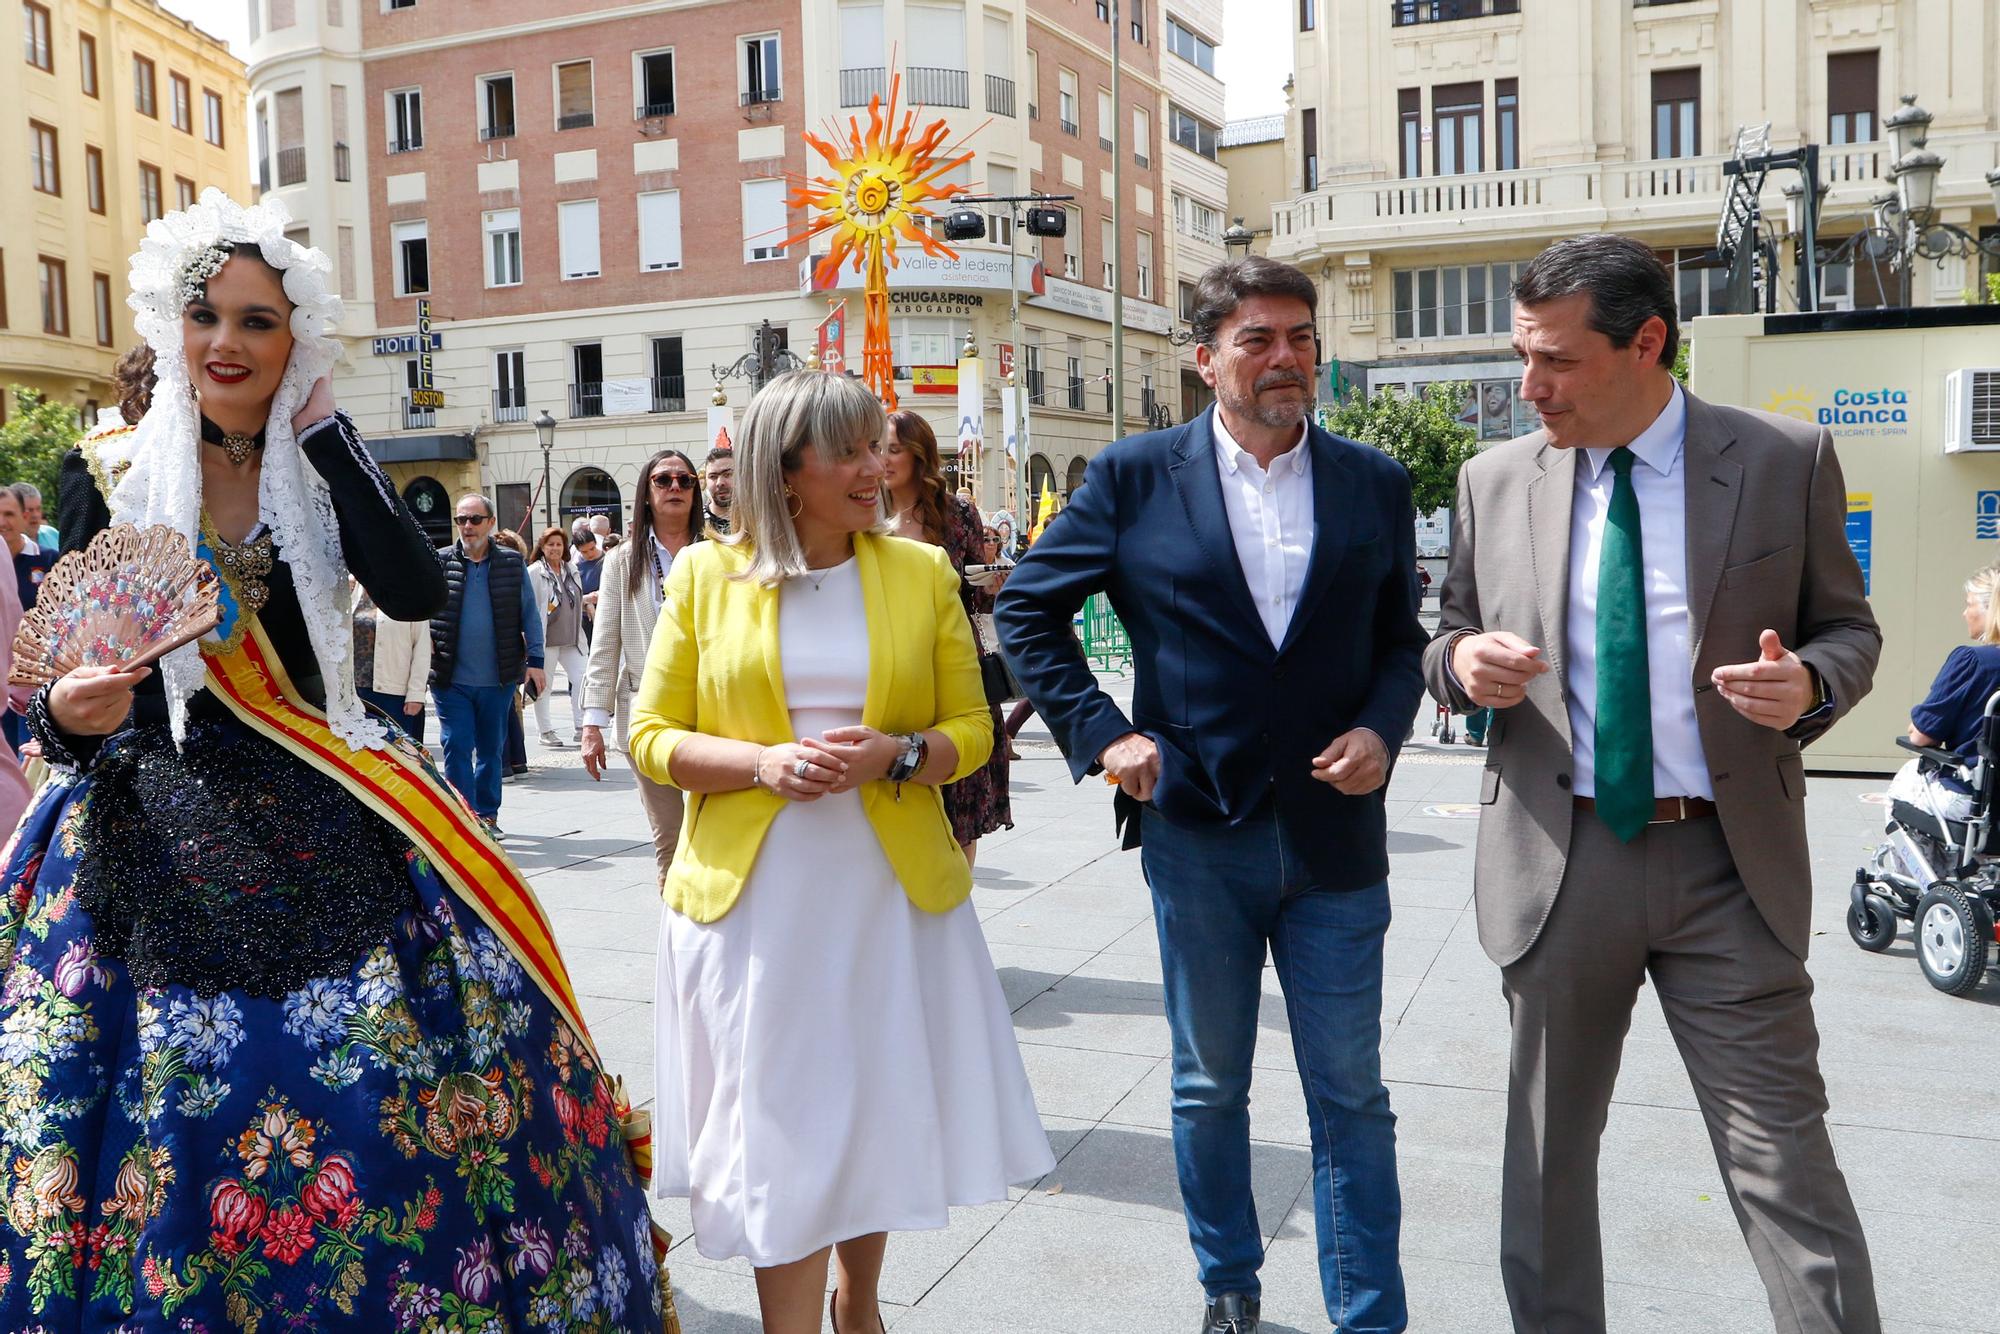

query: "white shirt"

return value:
[1565, 382, 1711, 800]
[580, 537, 677, 731]
[1212, 410, 1315, 647]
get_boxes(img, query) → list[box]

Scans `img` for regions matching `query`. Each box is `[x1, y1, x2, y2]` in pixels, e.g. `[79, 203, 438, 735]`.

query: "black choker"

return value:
[199, 415, 266, 467]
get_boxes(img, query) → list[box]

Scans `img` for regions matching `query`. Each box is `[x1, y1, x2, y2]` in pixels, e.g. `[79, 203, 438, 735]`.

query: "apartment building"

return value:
[1155, 0, 1224, 427]
[1265, 0, 2000, 442]
[2, 0, 248, 420]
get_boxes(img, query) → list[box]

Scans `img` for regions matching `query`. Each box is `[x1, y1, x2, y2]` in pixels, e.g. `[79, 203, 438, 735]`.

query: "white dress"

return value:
[651, 556, 1053, 1265]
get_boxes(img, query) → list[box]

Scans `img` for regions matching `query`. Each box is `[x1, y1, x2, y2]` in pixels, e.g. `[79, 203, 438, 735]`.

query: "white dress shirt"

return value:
[1565, 383, 1711, 800]
[1212, 411, 1315, 648]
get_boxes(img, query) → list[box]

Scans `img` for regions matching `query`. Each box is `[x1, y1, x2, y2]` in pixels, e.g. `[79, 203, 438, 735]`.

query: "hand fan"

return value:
[9, 524, 224, 687]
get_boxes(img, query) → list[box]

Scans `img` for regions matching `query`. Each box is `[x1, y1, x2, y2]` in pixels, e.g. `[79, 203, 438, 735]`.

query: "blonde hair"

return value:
[1966, 565, 2000, 645]
[729, 370, 887, 585]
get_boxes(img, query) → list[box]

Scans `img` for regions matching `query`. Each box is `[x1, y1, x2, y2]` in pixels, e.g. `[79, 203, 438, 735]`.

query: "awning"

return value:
[363, 432, 477, 464]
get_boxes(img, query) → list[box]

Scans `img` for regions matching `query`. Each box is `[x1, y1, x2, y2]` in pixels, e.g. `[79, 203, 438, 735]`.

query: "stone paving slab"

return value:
[503, 682, 2000, 1333]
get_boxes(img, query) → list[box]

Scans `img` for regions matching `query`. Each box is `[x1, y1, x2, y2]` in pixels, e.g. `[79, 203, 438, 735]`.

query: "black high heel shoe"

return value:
[828, 1289, 888, 1333]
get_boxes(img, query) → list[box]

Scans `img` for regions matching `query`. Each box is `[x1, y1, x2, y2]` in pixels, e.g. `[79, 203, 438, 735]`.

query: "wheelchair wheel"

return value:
[1914, 882, 1993, 996]
[1846, 892, 1898, 953]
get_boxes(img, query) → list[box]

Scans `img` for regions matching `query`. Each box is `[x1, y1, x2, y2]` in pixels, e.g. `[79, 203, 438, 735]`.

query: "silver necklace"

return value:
[801, 565, 838, 592]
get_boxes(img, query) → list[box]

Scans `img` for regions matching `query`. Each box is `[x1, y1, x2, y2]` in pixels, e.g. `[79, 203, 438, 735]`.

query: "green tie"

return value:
[1594, 448, 1653, 842]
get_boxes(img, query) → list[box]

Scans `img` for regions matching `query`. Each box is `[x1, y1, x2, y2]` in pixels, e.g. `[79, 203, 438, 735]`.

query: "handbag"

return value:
[971, 612, 1018, 706]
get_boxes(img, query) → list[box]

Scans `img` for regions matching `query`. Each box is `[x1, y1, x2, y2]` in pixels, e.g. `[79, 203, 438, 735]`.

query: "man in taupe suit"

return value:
[1424, 235, 1881, 1334]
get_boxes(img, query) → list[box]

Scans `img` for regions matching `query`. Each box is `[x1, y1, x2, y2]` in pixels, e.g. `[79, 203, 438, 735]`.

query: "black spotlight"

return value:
[1024, 206, 1067, 237]
[942, 206, 988, 241]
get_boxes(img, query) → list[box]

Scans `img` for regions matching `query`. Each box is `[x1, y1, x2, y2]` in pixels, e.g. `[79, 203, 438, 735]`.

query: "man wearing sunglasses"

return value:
[429, 493, 546, 833]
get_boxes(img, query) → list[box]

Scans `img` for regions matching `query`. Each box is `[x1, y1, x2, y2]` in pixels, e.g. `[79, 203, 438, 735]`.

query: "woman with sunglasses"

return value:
[581, 450, 704, 884]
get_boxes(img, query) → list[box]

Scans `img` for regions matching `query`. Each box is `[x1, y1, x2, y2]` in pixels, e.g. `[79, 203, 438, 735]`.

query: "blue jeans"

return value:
[358, 687, 426, 747]
[433, 683, 513, 820]
[1141, 806, 1406, 1333]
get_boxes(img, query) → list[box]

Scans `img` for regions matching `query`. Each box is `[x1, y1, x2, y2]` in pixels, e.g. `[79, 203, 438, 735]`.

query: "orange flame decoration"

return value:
[784, 71, 977, 410]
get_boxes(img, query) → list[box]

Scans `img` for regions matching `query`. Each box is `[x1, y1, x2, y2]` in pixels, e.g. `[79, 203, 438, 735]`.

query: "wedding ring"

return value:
[794, 758, 811, 778]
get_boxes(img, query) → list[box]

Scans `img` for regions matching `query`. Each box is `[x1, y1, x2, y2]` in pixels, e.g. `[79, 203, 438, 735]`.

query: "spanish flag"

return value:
[911, 365, 959, 395]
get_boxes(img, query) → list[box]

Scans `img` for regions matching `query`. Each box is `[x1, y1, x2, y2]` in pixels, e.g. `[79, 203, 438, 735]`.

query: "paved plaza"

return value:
[501, 677, 2000, 1334]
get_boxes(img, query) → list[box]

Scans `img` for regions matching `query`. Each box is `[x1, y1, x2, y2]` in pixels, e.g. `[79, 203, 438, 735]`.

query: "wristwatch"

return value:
[886, 731, 928, 785]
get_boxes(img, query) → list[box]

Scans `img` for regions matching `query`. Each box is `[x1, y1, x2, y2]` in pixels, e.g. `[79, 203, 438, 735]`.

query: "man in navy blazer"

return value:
[997, 257, 1426, 1334]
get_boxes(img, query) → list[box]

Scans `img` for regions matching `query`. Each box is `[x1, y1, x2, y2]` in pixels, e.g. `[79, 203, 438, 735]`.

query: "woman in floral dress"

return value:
[0, 191, 670, 1332]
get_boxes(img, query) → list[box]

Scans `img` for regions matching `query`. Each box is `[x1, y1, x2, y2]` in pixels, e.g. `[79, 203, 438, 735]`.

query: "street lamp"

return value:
[1223, 217, 1254, 261]
[1884, 93, 1932, 162]
[534, 409, 557, 529]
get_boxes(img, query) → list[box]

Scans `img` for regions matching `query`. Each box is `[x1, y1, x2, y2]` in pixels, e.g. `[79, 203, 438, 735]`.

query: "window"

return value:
[79, 32, 97, 94]
[1027, 48, 1038, 119]
[1172, 192, 1222, 242]
[133, 55, 156, 117]
[637, 49, 674, 117]
[1100, 217, 1115, 288]
[558, 199, 601, 279]
[741, 178, 786, 261]
[1496, 78, 1518, 171]
[493, 348, 526, 422]
[387, 0, 416, 8]
[275, 87, 306, 184]
[1391, 260, 1520, 340]
[1097, 89, 1113, 150]
[22, 3, 50, 71]
[403, 358, 433, 427]
[92, 272, 111, 346]
[1651, 67, 1699, 159]
[1301, 108, 1318, 190]
[1062, 205, 1083, 278]
[1128, 0, 1145, 45]
[555, 59, 593, 129]
[743, 34, 780, 104]
[392, 219, 428, 295]
[651, 336, 684, 410]
[1133, 107, 1150, 165]
[29, 121, 58, 195]
[1136, 230, 1153, 300]
[1398, 88, 1421, 178]
[388, 87, 423, 152]
[1661, 246, 1728, 321]
[988, 163, 1016, 242]
[1166, 18, 1215, 75]
[638, 190, 683, 271]
[84, 145, 103, 213]
[1023, 340, 1043, 402]
[331, 85, 349, 176]
[283, 224, 308, 250]
[175, 175, 195, 210]
[1178, 279, 1196, 321]
[1299, 0, 1315, 31]
[1827, 50, 1878, 145]
[170, 72, 191, 131]
[484, 208, 521, 287]
[479, 73, 515, 140]
[570, 342, 604, 418]
[1168, 104, 1218, 160]
[203, 88, 224, 144]
[38, 256, 66, 335]
[1058, 69, 1078, 135]
[1433, 83, 1482, 175]
[1066, 349, 1084, 410]
[138, 162, 162, 221]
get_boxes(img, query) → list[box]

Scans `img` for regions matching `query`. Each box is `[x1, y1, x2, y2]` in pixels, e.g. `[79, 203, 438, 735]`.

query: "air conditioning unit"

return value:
[1943, 368, 2000, 453]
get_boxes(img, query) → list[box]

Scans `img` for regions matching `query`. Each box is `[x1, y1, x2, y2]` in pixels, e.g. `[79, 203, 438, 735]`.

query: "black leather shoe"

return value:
[1200, 1292, 1260, 1334]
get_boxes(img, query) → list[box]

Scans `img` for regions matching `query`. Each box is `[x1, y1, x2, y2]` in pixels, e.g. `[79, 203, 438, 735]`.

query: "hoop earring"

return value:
[784, 488, 803, 520]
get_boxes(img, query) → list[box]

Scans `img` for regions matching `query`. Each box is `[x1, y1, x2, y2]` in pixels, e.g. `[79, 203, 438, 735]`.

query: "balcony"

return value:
[985, 74, 1015, 117]
[569, 383, 603, 418]
[840, 67, 886, 108]
[1135, 152, 1149, 168]
[1392, 0, 1519, 24]
[1025, 369, 1045, 403]
[908, 67, 969, 109]
[636, 101, 674, 119]
[741, 87, 781, 108]
[493, 390, 527, 424]
[388, 135, 422, 154]
[481, 121, 515, 141]
[1100, 135, 1114, 152]
[1066, 376, 1084, 410]
[557, 111, 594, 131]
[403, 398, 436, 430]
[276, 146, 306, 186]
[333, 141, 350, 181]
[651, 376, 686, 413]
[1060, 117, 1079, 137]
[1265, 131, 1997, 256]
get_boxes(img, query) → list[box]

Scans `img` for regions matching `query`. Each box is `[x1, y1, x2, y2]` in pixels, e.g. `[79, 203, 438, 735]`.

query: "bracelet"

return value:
[750, 746, 768, 791]
[27, 683, 85, 771]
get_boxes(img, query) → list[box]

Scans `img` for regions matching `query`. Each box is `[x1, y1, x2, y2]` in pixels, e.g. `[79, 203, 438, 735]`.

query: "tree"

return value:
[0, 387, 81, 504]
[1319, 381, 1479, 516]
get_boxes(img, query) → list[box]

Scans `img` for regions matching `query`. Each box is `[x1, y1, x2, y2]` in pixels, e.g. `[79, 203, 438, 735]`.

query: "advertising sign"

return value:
[1846, 493, 1872, 595]
[956, 352, 984, 464]
[601, 378, 651, 416]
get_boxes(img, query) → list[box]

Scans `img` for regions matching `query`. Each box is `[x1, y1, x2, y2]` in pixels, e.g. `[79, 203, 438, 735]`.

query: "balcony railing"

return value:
[741, 86, 781, 107]
[1066, 376, 1084, 410]
[388, 135, 422, 154]
[1100, 135, 1114, 152]
[985, 75, 1016, 117]
[1060, 117, 1079, 137]
[333, 141, 350, 181]
[403, 398, 436, 430]
[908, 66, 969, 109]
[276, 146, 306, 186]
[557, 111, 594, 130]
[1135, 152, 1149, 168]
[480, 121, 515, 141]
[1391, 0, 1519, 24]
[840, 67, 886, 108]
[569, 383, 603, 418]
[493, 390, 527, 424]
[651, 376, 686, 413]
[637, 100, 674, 119]
[1025, 369, 1045, 403]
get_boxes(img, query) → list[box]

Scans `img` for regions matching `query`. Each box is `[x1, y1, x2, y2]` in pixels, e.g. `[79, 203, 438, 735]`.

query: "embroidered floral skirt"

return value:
[0, 733, 668, 1333]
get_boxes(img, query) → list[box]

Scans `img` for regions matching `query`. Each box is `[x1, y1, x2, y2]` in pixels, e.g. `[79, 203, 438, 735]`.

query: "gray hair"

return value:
[10, 483, 41, 506]
[729, 370, 886, 586]
[454, 492, 492, 516]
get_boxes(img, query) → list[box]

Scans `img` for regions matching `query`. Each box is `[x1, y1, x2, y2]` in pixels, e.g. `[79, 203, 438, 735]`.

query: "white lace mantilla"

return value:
[94, 188, 385, 750]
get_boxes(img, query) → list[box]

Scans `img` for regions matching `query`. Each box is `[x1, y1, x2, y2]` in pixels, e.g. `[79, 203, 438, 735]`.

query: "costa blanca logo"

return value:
[1762, 386, 1910, 434]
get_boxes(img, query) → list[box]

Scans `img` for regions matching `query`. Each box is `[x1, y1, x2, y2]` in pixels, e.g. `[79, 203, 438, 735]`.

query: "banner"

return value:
[1000, 382, 1019, 466]
[817, 301, 847, 375]
[956, 351, 983, 467]
[705, 403, 737, 456]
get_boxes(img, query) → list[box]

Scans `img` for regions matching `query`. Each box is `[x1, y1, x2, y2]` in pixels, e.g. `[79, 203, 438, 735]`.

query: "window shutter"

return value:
[558, 62, 592, 119]
[639, 191, 683, 271]
[559, 200, 600, 278]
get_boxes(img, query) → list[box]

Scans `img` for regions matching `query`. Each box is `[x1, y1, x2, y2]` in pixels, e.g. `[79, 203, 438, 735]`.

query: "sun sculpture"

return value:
[787, 73, 975, 410]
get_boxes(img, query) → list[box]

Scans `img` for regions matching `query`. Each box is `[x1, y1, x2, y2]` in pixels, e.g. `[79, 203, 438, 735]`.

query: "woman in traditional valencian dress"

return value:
[0, 192, 672, 1332]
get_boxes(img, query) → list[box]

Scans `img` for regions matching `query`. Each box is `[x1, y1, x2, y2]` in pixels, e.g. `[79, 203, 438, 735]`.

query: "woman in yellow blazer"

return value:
[629, 370, 1052, 1334]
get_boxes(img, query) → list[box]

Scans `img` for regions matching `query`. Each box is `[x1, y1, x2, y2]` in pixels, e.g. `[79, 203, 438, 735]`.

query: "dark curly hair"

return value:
[114, 344, 157, 424]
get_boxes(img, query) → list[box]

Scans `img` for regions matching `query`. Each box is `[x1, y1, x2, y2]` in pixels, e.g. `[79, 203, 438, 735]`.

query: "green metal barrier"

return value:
[1080, 593, 1131, 671]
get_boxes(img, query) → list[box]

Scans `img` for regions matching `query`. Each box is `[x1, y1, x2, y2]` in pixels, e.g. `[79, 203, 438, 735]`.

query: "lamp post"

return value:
[1223, 217, 1255, 262]
[533, 409, 557, 529]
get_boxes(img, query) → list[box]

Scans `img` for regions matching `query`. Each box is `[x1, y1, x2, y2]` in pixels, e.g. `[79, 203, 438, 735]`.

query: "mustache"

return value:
[1254, 371, 1310, 392]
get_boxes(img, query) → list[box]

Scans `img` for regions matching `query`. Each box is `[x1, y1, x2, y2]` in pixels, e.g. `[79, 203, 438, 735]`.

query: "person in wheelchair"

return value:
[1888, 562, 2000, 822]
